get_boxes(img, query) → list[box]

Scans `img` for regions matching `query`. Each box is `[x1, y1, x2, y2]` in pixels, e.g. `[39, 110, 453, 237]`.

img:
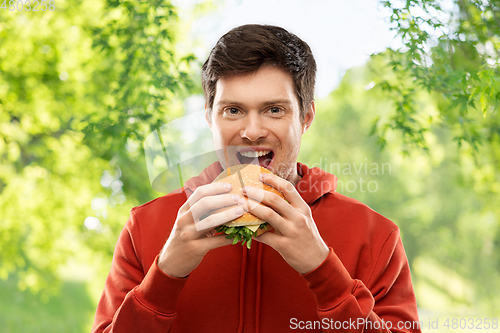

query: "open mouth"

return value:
[237, 149, 274, 169]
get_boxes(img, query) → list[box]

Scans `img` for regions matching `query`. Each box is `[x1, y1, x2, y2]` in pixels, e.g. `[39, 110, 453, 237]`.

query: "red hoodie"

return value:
[92, 162, 421, 333]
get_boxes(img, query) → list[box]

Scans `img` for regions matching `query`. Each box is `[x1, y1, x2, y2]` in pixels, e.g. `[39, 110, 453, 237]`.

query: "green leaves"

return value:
[84, 0, 196, 156]
[215, 224, 268, 249]
[376, 0, 500, 152]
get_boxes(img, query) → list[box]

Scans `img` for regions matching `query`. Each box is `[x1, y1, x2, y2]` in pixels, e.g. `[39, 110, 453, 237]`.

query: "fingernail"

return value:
[238, 198, 246, 206]
[224, 183, 232, 190]
[259, 173, 266, 181]
[241, 187, 247, 194]
[234, 206, 244, 215]
[232, 194, 240, 202]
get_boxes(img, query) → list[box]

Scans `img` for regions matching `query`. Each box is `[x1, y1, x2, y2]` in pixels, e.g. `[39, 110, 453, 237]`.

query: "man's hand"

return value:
[158, 182, 244, 278]
[239, 173, 330, 274]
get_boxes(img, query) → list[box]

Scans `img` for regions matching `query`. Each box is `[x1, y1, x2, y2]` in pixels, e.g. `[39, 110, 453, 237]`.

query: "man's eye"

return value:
[224, 108, 240, 115]
[268, 107, 282, 114]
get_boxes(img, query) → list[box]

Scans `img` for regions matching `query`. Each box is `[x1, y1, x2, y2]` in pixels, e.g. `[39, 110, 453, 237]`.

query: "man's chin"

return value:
[271, 161, 301, 183]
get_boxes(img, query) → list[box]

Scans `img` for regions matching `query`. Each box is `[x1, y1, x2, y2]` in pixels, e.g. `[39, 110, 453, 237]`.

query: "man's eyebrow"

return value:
[215, 100, 239, 107]
[215, 99, 293, 107]
[261, 99, 293, 106]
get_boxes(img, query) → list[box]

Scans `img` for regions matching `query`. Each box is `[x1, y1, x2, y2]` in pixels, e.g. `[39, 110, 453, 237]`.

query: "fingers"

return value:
[190, 193, 241, 221]
[242, 186, 291, 218]
[177, 182, 239, 231]
[198, 234, 234, 252]
[194, 205, 245, 235]
[181, 182, 233, 214]
[258, 173, 307, 212]
[237, 196, 291, 235]
[253, 230, 283, 249]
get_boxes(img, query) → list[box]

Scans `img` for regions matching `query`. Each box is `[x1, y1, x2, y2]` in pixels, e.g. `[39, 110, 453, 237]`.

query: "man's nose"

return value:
[239, 113, 269, 141]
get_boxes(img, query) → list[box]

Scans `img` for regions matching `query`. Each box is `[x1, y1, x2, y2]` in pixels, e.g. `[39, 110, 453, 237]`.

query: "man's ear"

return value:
[302, 101, 316, 134]
[205, 103, 212, 131]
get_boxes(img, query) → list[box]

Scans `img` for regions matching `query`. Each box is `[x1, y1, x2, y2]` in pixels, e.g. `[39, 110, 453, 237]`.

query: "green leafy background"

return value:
[0, 0, 499, 331]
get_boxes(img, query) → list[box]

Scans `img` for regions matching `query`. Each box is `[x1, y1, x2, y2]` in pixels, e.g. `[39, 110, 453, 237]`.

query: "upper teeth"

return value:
[240, 150, 271, 158]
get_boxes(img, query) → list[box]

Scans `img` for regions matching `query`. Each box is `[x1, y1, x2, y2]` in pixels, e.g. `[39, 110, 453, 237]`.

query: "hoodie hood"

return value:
[183, 161, 337, 205]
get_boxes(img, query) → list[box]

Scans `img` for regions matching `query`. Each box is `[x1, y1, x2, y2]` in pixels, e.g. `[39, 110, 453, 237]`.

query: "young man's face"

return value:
[206, 65, 314, 184]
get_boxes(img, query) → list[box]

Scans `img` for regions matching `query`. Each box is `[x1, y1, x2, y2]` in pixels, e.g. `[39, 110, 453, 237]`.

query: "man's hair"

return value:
[202, 24, 316, 123]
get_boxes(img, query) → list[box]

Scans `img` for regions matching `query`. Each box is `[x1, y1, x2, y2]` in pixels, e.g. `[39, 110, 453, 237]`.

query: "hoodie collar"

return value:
[295, 162, 337, 204]
[182, 161, 337, 204]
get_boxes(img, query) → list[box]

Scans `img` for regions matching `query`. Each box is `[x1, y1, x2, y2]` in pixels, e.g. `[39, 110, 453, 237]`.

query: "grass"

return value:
[0, 275, 96, 333]
[414, 256, 500, 332]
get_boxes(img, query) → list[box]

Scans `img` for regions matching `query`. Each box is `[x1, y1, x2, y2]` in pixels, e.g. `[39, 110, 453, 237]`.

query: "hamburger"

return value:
[210, 164, 285, 249]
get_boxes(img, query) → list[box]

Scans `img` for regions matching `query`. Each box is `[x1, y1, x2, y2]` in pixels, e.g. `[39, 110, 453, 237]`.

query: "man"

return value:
[92, 24, 421, 332]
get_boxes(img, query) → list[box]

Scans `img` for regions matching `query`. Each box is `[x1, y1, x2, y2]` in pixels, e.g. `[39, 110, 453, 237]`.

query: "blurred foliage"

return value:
[361, 1, 500, 312]
[0, 0, 196, 297]
[300, 54, 499, 313]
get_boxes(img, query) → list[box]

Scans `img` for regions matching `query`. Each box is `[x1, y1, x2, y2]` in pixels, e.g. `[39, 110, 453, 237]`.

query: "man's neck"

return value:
[288, 170, 302, 186]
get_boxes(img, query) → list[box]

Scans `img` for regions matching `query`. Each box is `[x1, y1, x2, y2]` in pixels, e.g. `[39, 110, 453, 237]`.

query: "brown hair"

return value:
[202, 24, 316, 122]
